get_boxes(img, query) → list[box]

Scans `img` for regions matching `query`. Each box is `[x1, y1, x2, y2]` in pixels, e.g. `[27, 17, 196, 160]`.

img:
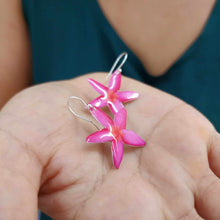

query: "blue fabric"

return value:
[21, 1, 220, 218]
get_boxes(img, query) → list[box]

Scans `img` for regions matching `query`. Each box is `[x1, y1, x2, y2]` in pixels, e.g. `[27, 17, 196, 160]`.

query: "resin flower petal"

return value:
[108, 99, 124, 115]
[87, 78, 108, 96]
[89, 96, 107, 108]
[111, 140, 123, 169]
[86, 128, 113, 143]
[114, 108, 127, 129]
[86, 108, 146, 169]
[108, 70, 121, 91]
[117, 91, 139, 102]
[89, 107, 113, 129]
[122, 130, 146, 146]
[88, 70, 139, 114]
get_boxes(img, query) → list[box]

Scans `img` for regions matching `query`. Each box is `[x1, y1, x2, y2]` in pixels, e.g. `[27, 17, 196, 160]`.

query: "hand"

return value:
[0, 73, 219, 220]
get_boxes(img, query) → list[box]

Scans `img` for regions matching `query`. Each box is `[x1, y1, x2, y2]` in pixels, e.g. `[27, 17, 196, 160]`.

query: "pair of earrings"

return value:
[68, 53, 146, 169]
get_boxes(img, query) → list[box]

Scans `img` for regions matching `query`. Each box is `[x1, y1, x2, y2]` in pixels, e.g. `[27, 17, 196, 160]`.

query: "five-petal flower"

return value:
[88, 70, 139, 114]
[86, 107, 146, 169]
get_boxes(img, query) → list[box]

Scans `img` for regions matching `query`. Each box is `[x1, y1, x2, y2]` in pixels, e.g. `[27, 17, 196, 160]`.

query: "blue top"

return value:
[22, 0, 220, 131]
[21, 1, 220, 219]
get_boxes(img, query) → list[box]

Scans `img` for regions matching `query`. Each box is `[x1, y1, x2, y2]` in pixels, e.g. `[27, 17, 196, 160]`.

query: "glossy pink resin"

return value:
[88, 70, 139, 114]
[86, 108, 146, 169]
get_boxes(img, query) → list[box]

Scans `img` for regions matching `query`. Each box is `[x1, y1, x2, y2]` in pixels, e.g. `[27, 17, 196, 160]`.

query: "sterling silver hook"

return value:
[106, 52, 128, 81]
[68, 96, 99, 130]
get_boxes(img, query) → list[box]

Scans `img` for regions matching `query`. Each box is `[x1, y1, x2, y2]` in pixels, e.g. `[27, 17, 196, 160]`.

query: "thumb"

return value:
[0, 131, 41, 220]
[208, 131, 220, 178]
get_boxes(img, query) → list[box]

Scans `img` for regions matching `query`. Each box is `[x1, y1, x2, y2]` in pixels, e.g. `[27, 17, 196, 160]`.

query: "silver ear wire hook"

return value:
[105, 52, 128, 81]
[68, 96, 99, 130]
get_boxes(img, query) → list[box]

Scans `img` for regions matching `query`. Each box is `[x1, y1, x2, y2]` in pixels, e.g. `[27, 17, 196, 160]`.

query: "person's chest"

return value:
[97, 0, 217, 76]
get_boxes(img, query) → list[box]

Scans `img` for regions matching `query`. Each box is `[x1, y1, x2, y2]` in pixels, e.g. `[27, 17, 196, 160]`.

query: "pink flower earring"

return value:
[68, 52, 146, 169]
[88, 53, 139, 114]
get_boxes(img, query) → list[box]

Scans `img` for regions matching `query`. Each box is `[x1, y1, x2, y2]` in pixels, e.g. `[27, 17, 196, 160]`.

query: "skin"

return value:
[0, 0, 216, 109]
[98, 0, 216, 76]
[0, 73, 219, 220]
[0, 0, 31, 108]
[0, 0, 219, 219]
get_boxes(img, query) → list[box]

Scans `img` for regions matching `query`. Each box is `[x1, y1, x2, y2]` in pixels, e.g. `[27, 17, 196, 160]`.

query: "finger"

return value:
[195, 171, 220, 220]
[208, 132, 220, 178]
[0, 131, 41, 220]
[176, 209, 205, 220]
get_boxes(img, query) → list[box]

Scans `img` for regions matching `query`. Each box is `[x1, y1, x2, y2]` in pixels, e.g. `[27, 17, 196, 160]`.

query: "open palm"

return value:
[0, 73, 219, 220]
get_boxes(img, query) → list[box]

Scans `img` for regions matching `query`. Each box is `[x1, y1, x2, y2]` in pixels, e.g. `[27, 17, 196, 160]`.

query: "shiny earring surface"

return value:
[88, 70, 139, 114]
[86, 107, 145, 169]
[68, 52, 146, 169]
[88, 52, 139, 114]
